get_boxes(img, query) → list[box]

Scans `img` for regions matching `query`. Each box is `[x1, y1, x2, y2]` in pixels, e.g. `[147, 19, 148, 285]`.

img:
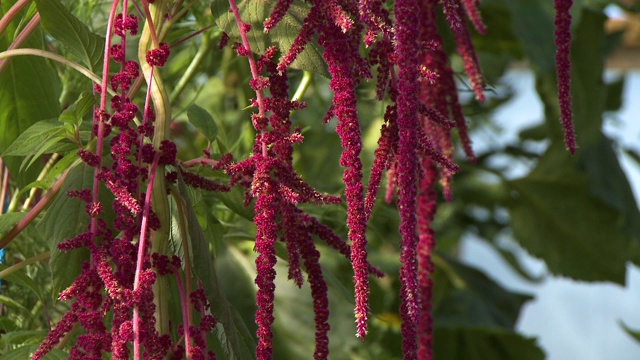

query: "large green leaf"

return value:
[578, 138, 640, 251]
[434, 327, 545, 360]
[176, 174, 256, 360]
[0, 264, 44, 301]
[211, 0, 329, 77]
[0, 23, 61, 186]
[34, 0, 105, 71]
[432, 254, 532, 330]
[501, 0, 556, 73]
[507, 143, 629, 284]
[0, 212, 26, 237]
[568, 9, 607, 145]
[36, 163, 92, 297]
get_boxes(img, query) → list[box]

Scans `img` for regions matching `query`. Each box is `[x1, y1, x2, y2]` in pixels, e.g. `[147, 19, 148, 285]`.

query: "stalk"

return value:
[138, 0, 172, 340]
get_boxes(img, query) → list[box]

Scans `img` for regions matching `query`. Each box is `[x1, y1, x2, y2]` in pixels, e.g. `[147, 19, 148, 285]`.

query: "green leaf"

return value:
[507, 143, 629, 283]
[187, 104, 219, 143]
[211, 0, 329, 77]
[502, 0, 556, 73]
[37, 163, 92, 296]
[59, 91, 95, 126]
[0, 264, 44, 301]
[568, 9, 607, 145]
[214, 185, 255, 221]
[0, 212, 26, 237]
[0, 294, 30, 312]
[34, 0, 105, 71]
[578, 138, 640, 249]
[432, 254, 532, 330]
[176, 174, 257, 360]
[2, 119, 61, 157]
[620, 321, 640, 345]
[604, 75, 625, 112]
[434, 327, 545, 360]
[0, 27, 61, 186]
[0, 344, 68, 360]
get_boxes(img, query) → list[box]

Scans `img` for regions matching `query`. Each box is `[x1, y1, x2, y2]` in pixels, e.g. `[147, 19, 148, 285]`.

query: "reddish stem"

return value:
[0, 168, 70, 249]
[227, 0, 268, 156]
[0, 13, 40, 74]
[181, 157, 220, 168]
[139, 0, 161, 48]
[173, 268, 194, 359]
[90, 0, 120, 248]
[133, 152, 162, 360]
[0, 162, 8, 215]
[0, 0, 32, 37]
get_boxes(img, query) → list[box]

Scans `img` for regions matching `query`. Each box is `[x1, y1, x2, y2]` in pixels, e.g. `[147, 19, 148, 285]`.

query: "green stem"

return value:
[0, 168, 70, 250]
[139, 0, 172, 341]
[292, 71, 313, 102]
[21, 153, 59, 211]
[169, 34, 211, 104]
[0, 251, 50, 279]
[0, 48, 103, 86]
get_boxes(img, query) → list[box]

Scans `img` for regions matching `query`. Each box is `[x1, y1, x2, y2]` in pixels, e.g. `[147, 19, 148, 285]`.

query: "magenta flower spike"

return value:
[463, 0, 486, 34]
[554, 0, 576, 154]
[395, 0, 422, 357]
[416, 161, 438, 360]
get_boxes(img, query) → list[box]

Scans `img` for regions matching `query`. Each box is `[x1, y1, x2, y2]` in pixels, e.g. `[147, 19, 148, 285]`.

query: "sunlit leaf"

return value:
[35, 0, 105, 71]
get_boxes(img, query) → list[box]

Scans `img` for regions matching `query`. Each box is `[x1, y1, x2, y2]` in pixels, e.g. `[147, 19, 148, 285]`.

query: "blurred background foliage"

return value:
[1, 0, 640, 359]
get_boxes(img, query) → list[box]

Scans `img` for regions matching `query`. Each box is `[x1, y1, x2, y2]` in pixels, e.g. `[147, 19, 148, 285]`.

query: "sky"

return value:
[460, 69, 640, 360]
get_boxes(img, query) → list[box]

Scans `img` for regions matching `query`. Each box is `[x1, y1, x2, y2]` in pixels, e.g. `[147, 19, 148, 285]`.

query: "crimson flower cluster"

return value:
[33, 3, 192, 359]
[259, 0, 575, 359]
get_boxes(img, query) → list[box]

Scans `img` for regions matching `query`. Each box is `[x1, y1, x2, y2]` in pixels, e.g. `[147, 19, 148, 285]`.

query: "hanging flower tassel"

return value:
[395, 0, 422, 357]
[554, 0, 576, 154]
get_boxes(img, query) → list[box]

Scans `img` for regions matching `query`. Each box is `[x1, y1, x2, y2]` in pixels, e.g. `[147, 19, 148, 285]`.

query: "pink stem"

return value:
[0, 168, 70, 249]
[90, 0, 120, 249]
[173, 269, 193, 359]
[0, 162, 8, 215]
[227, 0, 268, 156]
[133, 152, 162, 360]
[0, 0, 32, 37]
[139, 0, 160, 48]
[0, 13, 40, 74]
[169, 24, 214, 48]
[181, 157, 219, 168]
[137, 65, 155, 174]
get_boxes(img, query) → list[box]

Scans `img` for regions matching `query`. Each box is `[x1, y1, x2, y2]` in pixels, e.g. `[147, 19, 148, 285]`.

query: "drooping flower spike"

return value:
[554, 0, 576, 154]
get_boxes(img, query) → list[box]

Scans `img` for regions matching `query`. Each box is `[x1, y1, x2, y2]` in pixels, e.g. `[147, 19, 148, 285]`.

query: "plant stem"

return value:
[140, 0, 172, 342]
[0, 13, 40, 74]
[0, 49, 103, 85]
[169, 187, 193, 323]
[169, 31, 212, 104]
[21, 153, 59, 211]
[88, 0, 119, 272]
[0, 168, 69, 250]
[0, 161, 8, 215]
[0, 251, 50, 279]
[292, 71, 313, 102]
[133, 153, 161, 360]
[0, 0, 33, 37]
[228, 0, 268, 156]
[173, 269, 193, 359]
